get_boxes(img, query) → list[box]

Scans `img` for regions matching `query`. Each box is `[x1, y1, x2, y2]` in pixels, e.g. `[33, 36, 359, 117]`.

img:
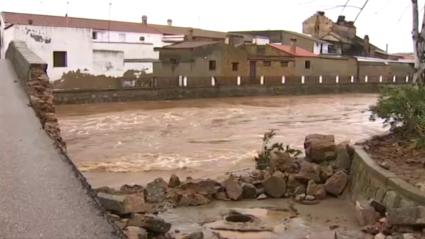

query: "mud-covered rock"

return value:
[120, 184, 144, 194]
[324, 170, 348, 196]
[125, 226, 148, 239]
[128, 214, 171, 234]
[179, 231, 204, 239]
[241, 183, 257, 199]
[263, 171, 286, 198]
[223, 177, 243, 200]
[168, 174, 181, 188]
[296, 161, 321, 183]
[304, 134, 336, 163]
[97, 192, 147, 214]
[306, 180, 327, 200]
[270, 151, 300, 173]
[177, 191, 210, 206]
[145, 178, 168, 203]
[355, 201, 379, 226]
[334, 142, 352, 171]
[286, 174, 305, 195]
[178, 179, 221, 198]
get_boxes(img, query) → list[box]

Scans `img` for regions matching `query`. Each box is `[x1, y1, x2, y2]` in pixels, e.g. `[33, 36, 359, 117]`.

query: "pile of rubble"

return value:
[355, 200, 425, 239]
[28, 67, 66, 152]
[95, 134, 357, 238]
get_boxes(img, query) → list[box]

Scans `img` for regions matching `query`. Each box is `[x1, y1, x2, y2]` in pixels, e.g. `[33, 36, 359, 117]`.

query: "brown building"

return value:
[303, 11, 395, 59]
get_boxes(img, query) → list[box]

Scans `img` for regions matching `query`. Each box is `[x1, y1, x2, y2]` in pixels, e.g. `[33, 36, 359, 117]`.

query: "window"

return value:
[92, 31, 98, 40]
[263, 60, 271, 67]
[53, 51, 67, 67]
[139, 36, 145, 41]
[209, 60, 216, 71]
[305, 60, 311, 69]
[280, 61, 288, 67]
[232, 62, 239, 72]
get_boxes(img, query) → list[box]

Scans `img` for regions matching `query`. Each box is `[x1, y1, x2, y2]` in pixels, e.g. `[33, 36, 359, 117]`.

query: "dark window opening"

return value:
[232, 62, 239, 71]
[53, 51, 67, 67]
[263, 60, 271, 67]
[92, 31, 98, 40]
[305, 60, 311, 69]
[139, 36, 145, 41]
[209, 60, 216, 71]
[280, 61, 288, 67]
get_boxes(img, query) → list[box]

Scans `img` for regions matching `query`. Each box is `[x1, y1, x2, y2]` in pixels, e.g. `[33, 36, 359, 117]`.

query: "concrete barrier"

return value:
[350, 146, 425, 209]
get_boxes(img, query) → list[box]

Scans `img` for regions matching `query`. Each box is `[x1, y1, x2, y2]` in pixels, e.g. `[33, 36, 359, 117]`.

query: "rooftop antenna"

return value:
[66, 1, 69, 17]
[108, 2, 112, 42]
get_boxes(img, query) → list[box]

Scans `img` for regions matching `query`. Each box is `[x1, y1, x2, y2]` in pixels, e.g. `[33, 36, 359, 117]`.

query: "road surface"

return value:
[0, 59, 121, 238]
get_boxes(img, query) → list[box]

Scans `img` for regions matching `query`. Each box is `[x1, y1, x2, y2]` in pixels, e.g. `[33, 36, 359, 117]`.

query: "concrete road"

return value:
[0, 59, 121, 238]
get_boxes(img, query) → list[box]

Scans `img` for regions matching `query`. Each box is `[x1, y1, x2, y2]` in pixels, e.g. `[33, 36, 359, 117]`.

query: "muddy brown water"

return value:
[56, 93, 385, 188]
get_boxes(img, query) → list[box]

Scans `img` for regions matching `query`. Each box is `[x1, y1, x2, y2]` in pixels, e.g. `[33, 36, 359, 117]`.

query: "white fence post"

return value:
[301, 75, 305, 84]
[393, 75, 396, 83]
[406, 75, 409, 83]
[260, 76, 264, 85]
[350, 75, 354, 83]
[379, 75, 383, 83]
[281, 75, 285, 84]
[211, 76, 215, 86]
[237, 76, 241, 86]
[335, 75, 339, 84]
[183, 76, 187, 87]
[319, 75, 323, 84]
[364, 75, 368, 83]
[178, 75, 183, 87]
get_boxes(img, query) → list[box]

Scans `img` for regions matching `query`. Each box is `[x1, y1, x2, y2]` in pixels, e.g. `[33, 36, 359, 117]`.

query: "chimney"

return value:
[363, 35, 370, 56]
[337, 15, 346, 24]
[317, 11, 325, 16]
[290, 38, 297, 53]
[142, 15, 148, 25]
[167, 19, 172, 26]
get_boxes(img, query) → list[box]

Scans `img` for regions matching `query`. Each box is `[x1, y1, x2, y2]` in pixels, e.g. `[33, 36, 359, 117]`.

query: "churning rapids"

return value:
[56, 94, 385, 187]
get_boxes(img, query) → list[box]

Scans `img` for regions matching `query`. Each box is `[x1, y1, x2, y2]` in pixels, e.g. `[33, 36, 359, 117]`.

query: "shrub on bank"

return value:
[370, 85, 425, 146]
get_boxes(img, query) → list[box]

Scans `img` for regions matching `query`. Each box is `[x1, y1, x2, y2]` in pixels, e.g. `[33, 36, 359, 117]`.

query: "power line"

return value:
[354, 0, 370, 22]
[340, 0, 350, 15]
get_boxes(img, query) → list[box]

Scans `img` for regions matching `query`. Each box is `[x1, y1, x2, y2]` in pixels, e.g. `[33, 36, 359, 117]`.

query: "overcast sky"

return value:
[0, 0, 423, 53]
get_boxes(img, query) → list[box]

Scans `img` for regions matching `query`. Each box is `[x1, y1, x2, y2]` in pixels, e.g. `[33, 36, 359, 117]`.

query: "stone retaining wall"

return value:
[350, 146, 425, 209]
[54, 83, 384, 104]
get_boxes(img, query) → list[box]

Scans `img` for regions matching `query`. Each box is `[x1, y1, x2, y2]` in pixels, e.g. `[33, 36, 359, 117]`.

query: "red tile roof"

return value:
[1, 12, 161, 34]
[269, 43, 317, 57]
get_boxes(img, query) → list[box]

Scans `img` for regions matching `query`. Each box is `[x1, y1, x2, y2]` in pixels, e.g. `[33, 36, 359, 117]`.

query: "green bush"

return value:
[254, 129, 301, 170]
[370, 85, 425, 143]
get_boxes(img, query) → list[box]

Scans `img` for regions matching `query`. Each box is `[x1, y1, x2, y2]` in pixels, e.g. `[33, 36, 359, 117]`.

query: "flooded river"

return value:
[57, 94, 385, 187]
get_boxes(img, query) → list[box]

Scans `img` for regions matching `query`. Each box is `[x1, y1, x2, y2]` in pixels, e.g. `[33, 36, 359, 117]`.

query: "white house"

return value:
[0, 12, 165, 81]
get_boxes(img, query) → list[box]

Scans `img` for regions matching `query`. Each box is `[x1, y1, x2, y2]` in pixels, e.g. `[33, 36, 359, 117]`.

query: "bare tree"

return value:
[412, 0, 425, 84]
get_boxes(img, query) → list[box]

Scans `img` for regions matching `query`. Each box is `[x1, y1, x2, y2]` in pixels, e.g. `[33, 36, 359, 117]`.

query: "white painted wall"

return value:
[2, 23, 165, 80]
[5, 25, 93, 80]
[314, 42, 331, 54]
[93, 30, 164, 47]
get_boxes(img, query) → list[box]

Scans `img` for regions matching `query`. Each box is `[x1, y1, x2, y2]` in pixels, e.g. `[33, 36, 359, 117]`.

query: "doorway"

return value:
[249, 61, 256, 82]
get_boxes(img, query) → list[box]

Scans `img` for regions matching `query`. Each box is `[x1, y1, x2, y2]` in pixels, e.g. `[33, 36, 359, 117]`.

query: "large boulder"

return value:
[128, 214, 171, 234]
[304, 134, 336, 163]
[295, 161, 321, 183]
[324, 171, 348, 196]
[120, 184, 144, 194]
[263, 171, 287, 198]
[223, 177, 243, 200]
[145, 178, 168, 203]
[178, 179, 221, 198]
[387, 206, 425, 226]
[97, 192, 147, 214]
[270, 151, 300, 173]
[334, 142, 352, 171]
